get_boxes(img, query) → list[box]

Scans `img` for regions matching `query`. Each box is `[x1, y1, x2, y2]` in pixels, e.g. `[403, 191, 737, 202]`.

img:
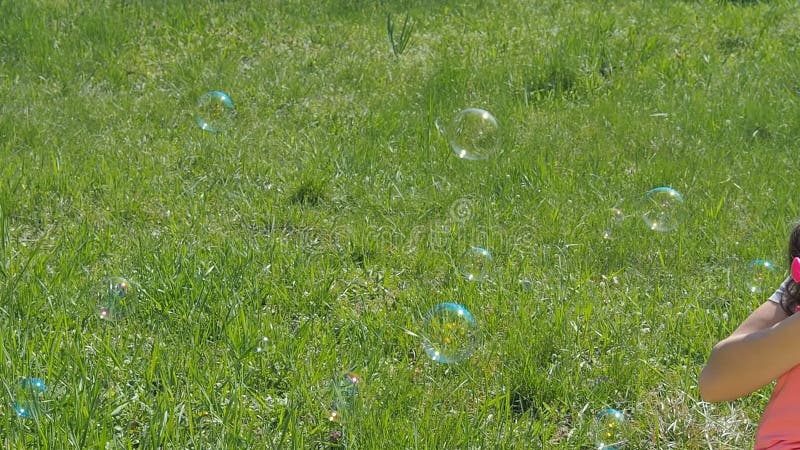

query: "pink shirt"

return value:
[756, 278, 800, 449]
[755, 363, 800, 449]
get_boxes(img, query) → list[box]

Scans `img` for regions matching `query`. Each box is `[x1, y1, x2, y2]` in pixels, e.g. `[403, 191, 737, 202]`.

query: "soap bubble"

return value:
[13, 377, 47, 418]
[445, 108, 500, 160]
[256, 336, 269, 353]
[641, 187, 685, 232]
[195, 90, 236, 132]
[592, 408, 626, 450]
[603, 208, 625, 240]
[330, 371, 362, 422]
[421, 302, 478, 364]
[459, 246, 493, 282]
[746, 259, 777, 294]
[96, 276, 137, 321]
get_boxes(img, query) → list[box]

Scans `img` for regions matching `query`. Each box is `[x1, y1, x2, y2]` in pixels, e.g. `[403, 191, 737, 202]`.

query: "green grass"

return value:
[1, 0, 798, 447]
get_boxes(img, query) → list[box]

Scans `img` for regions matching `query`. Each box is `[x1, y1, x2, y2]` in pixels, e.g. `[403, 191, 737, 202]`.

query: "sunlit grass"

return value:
[1, 0, 797, 447]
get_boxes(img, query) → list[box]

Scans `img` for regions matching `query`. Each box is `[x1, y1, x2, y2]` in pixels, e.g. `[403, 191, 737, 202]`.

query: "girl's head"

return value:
[781, 223, 800, 315]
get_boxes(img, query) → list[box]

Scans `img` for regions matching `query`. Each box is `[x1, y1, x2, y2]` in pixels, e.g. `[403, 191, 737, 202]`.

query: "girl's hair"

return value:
[781, 223, 800, 315]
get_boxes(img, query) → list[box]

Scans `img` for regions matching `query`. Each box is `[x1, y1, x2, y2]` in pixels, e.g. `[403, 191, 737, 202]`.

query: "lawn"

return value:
[1, 0, 799, 448]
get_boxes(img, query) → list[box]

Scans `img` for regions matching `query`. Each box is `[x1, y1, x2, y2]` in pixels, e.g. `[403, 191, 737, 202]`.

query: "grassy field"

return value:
[1, 0, 799, 448]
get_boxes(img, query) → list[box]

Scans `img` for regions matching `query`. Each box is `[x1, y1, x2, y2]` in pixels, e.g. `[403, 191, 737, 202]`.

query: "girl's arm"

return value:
[699, 300, 800, 402]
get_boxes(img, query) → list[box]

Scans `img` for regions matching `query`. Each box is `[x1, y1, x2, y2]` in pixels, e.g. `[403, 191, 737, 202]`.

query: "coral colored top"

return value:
[755, 278, 800, 449]
[755, 364, 800, 449]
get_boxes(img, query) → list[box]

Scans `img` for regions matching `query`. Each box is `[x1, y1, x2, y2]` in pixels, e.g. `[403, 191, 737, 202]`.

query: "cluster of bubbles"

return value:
[406, 108, 499, 367]
[133, 96, 764, 448]
[603, 186, 687, 241]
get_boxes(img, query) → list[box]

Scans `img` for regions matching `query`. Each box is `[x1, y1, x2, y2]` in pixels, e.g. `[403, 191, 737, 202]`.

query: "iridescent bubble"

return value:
[330, 371, 362, 422]
[459, 246, 492, 282]
[446, 108, 500, 160]
[746, 259, 777, 294]
[256, 336, 269, 353]
[195, 90, 236, 132]
[641, 187, 685, 232]
[13, 377, 46, 418]
[603, 208, 625, 240]
[421, 302, 478, 364]
[593, 408, 626, 450]
[96, 276, 137, 321]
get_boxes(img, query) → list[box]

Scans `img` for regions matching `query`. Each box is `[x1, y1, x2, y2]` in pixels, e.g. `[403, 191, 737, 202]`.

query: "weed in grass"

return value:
[387, 13, 415, 58]
[289, 178, 329, 206]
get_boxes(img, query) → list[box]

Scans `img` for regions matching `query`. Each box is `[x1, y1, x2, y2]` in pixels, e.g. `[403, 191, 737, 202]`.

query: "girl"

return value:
[700, 224, 800, 448]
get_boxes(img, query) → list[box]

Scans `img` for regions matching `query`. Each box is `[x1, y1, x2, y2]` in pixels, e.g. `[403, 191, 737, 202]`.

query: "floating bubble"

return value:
[96, 276, 137, 321]
[603, 208, 625, 240]
[445, 108, 500, 160]
[459, 246, 492, 282]
[421, 302, 478, 364]
[195, 90, 236, 132]
[593, 408, 626, 450]
[330, 371, 362, 422]
[746, 259, 777, 294]
[449, 197, 473, 223]
[13, 377, 46, 418]
[641, 187, 685, 232]
[256, 336, 269, 353]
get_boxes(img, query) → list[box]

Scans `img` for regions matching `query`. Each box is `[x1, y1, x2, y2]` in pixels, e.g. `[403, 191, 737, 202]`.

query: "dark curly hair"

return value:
[780, 224, 800, 316]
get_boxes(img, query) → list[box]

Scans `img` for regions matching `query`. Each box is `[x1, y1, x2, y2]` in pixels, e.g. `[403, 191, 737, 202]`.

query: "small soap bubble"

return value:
[445, 108, 500, 160]
[421, 302, 478, 364]
[746, 259, 777, 294]
[459, 246, 492, 282]
[195, 90, 236, 132]
[13, 377, 46, 418]
[256, 336, 269, 353]
[330, 371, 362, 421]
[96, 276, 137, 321]
[593, 408, 626, 450]
[641, 187, 685, 232]
[603, 208, 625, 240]
[328, 409, 341, 422]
